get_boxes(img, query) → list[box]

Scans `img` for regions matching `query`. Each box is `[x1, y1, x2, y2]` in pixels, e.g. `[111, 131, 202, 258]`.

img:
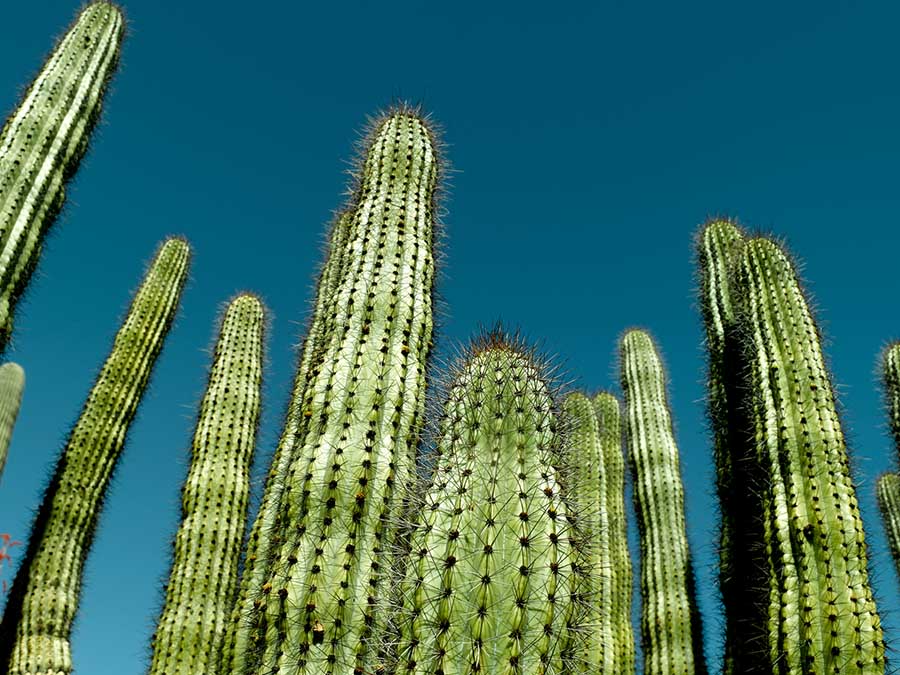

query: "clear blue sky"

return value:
[0, 1, 898, 672]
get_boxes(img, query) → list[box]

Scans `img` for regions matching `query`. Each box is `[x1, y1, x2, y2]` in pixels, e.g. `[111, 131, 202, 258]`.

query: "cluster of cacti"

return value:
[2, 4, 899, 675]
[698, 219, 885, 674]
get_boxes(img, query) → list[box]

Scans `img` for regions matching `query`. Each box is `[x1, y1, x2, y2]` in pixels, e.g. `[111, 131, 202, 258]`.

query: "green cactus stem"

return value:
[620, 329, 706, 675]
[884, 342, 900, 452]
[219, 211, 354, 674]
[725, 237, 884, 674]
[592, 391, 634, 675]
[149, 294, 266, 675]
[0, 237, 190, 675]
[875, 473, 900, 580]
[0, 2, 124, 353]
[0, 362, 24, 482]
[237, 107, 439, 675]
[393, 335, 577, 675]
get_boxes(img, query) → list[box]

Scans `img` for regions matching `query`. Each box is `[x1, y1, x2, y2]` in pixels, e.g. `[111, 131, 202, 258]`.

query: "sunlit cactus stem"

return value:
[0, 1, 124, 354]
[235, 107, 439, 675]
[0, 238, 190, 675]
[592, 391, 634, 675]
[876, 473, 900, 578]
[393, 335, 577, 674]
[620, 329, 706, 675]
[0, 362, 24, 481]
[149, 294, 266, 675]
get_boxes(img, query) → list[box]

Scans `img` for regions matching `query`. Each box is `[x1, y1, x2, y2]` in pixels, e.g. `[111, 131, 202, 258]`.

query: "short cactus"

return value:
[0, 2, 124, 353]
[392, 335, 577, 674]
[234, 107, 440, 675]
[0, 362, 25, 482]
[699, 231, 885, 674]
[620, 329, 706, 675]
[149, 294, 266, 675]
[592, 391, 634, 675]
[0, 237, 190, 675]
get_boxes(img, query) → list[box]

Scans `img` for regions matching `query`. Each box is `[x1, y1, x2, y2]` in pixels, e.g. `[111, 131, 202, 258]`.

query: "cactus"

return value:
[700, 233, 885, 674]
[592, 391, 634, 675]
[392, 334, 578, 674]
[149, 294, 266, 675]
[234, 107, 439, 675]
[0, 237, 190, 675]
[620, 329, 706, 675]
[0, 2, 124, 353]
[876, 473, 900, 579]
[0, 362, 25, 481]
[885, 342, 900, 448]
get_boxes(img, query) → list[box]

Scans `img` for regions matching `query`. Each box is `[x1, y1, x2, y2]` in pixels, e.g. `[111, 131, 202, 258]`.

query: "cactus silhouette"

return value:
[0, 1, 124, 353]
[592, 391, 634, 675]
[392, 334, 578, 675]
[620, 329, 706, 675]
[0, 238, 190, 675]
[149, 294, 266, 675]
[230, 107, 440, 675]
[699, 231, 885, 674]
[0, 362, 24, 482]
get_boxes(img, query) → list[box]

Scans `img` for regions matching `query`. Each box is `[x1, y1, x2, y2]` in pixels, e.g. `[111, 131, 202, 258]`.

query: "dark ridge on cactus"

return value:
[0, 1, 125, 355]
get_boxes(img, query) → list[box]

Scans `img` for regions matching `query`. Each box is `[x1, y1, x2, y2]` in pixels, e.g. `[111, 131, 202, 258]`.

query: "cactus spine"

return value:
[0, 237, 190, 675]
[0, 362, 24, 481]
[877, 343, 900, 581]
[149, 294, 266, 675]
[592, 391, 634, 675]
[620, 329, 706, 675]
[393, 336, 577, 674]
[700, 230, 885, 673]
[0, 2, 124, 353]
[237, 109, 439, 675]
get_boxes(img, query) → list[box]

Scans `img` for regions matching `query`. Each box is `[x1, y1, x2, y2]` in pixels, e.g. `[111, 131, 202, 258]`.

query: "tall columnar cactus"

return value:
[234, 108, 439, 675]
[700, 232, 885, 674]
[620, 329, 706, 675]
[885, 343, 900, 447]
[0, 362, 25, 481]
[0, 238, 190, 675]
[149, 294, 266, 675]
[876, 473, 900, 578]
[393, 336, 578, 674]
[592, 391, 634, 675]
[0, 2, 124, 353]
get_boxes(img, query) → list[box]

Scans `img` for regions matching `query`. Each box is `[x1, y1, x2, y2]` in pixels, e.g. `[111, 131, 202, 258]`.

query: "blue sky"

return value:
[1, 1, 899, 672]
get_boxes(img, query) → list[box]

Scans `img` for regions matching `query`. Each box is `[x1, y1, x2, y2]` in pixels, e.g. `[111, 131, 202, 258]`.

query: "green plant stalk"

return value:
[593, 391, 634, 675]
[149, 294, 265, 675]
[0, 238, 190, 675]
[734, 238, 884, 674]
[620, 329, 706, 675]
[884, 342, 900, 453]
[0, 362, 25, 481]
[876, 473, 900, 581]
[219, 211, 353, 674]
[0, 1, 124, 353]
[394, 337, 577, 674]
[241, 108, 439, 675]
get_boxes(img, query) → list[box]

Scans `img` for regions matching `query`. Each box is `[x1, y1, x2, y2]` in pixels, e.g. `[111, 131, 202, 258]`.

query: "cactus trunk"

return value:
[620, 329, 706, 675]
[393, 336, 577, 675]
[0, 2, 124, 353]
[592, 391, 634, 675]
[149, 294, 266, 675]
[0, 362, 25, 482]
[0, 238, 190, 675]
[236, 108, 439, 675]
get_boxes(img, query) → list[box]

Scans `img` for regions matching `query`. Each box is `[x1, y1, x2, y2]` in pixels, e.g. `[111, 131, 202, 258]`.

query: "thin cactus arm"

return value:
[0, 362, 24, 481]
[883, 342, 900, 453]
[149, 294, 266, 675]
[0, 2, 124, 354]
[0, 238, 190, 675]
[876, 473, 900, 582]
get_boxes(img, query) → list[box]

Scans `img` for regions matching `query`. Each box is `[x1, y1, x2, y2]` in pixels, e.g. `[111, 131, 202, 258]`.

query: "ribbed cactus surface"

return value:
[149, 294, 265, 675]
[393, 337, 577, 675]
[620, 329, 706, 675]
[0, 361, 25, 481]
[0, 1, 124, 353]
[592, 391, 634, 675]
[876, 473, 900, 579]
[0, 238, 190, 675]
[884, 342, 900, 450]
[235, 108, 439, 675]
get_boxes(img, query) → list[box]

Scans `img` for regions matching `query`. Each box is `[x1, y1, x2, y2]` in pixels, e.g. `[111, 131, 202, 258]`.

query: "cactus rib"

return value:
[0, 362, 25, 482]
